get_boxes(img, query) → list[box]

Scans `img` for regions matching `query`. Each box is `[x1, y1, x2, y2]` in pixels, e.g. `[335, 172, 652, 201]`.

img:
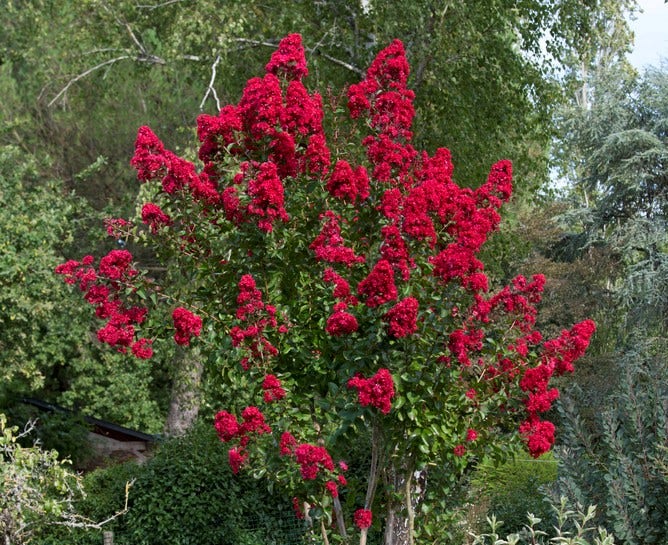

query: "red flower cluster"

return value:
[517, 319, 595, 457]
[453, 445, 466, 457]
[279, 431, 297, 456]
[264, 33, 308, 81]
[214, 406, 272, 473]
[55, 252, 152, 358]
[132, 126, 219, 205]
[262, 374, 286, 403]
[519, 417, 555, 459]
[326, 160, 370, 203]
[229, 274, 284, 370]
[131, 35, 328, 240]
[384, 297, 419, 338]
[347, 368, 395, 414]
[325, 302, 359, 337]
[357, 259, 397, 308]
[310, 211, 365, 266]
[104, 217, 131, 239]
[293, 443, 335, 480]
[380, 224, 414, 281]
[322, 268, 358, 306]
[172, 307, 202, 346]
[353, 509, 373, 530]
[141, 202, 172, 233]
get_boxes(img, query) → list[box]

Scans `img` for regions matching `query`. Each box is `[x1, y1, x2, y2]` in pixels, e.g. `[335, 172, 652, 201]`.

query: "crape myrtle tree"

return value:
[57, 36, 595, 544]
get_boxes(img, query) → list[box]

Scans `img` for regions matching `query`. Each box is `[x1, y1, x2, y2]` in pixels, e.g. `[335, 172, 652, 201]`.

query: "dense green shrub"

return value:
[470, 452, 557, 535]
[37, 422, 307, 545]
[555, 336, 668, 545]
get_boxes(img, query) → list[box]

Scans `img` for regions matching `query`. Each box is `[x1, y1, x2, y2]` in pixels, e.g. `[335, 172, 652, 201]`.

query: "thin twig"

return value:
[48, 56, 131, 107]
[55, 479, 135, 529]
[316, 50, 364, 76]
[232, 37, 364, 76]
[199, 54, 222, 111]
[136, 0, 184, 9]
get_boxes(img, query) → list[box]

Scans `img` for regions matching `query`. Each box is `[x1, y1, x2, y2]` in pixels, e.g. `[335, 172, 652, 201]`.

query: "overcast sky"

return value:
[628, 0, 668, 68]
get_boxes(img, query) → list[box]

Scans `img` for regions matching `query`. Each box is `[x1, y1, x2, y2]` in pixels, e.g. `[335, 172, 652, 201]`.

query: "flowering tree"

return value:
[56, 35, 595, 545]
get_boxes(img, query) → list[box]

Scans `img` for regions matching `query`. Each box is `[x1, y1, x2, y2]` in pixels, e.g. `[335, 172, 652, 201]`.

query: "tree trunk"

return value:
[382, 458, 427, 545]
[164, 346, 203, 437]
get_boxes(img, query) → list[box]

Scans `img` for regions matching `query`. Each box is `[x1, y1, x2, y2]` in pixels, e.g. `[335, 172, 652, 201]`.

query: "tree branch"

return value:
[136, 0, 184, 9]
[199, 54, 222, 111]
[55, 479, 135, 529]
[232, 37, 364, 76]
[48, 56, 131, 107]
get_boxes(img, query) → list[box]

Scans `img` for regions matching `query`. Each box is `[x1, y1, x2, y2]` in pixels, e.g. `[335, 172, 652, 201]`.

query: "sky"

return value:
[628, 0, 668, 69]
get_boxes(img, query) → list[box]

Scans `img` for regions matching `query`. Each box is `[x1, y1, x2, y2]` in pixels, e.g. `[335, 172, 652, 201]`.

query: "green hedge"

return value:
[38, 422, 306, 545]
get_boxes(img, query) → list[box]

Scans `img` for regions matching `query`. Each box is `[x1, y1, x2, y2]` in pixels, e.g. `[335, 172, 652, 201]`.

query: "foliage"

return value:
[555, 64, 668, 332]
[539, 39, 668, 545]
[38, 423, 306, 545]
[554, 336, 668, 545]
[0, 0, 637, 208]
[470, 497, 616, 545]
[0, 144, 86, 395]
[0, 142, 166, 432]
[3, 405, 93, 469]
[0, 413, 85, 545]
[470, 452, 558, 535]
[57, 34, 596, 544]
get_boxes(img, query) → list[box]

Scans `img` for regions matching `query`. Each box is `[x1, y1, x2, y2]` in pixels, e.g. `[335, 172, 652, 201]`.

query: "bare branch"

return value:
[232, 37, 280, 49]
[55, 479, 135, 530]
[232, 37, 364, 76]
[48, 56, 131, 107]
[199, 54, 222, 111]
[136, 0, 184, 9]
[314, 50, 364, 76]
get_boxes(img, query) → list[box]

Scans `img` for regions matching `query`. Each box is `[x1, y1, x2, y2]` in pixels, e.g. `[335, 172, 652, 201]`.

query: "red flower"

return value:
[98, 250, 135, 281]
[131, 338, 153, 359]
[240, 406, 272, 435]
[326, 304, 359, 336]
[347, 368, 395, 414]
[246, 161, 290, 232]
[292, 497, 305, 520]
[326, 160, 370, 203]
[172, 307, 203, 346]
[228, 447, 247, 474]
[294, 443, 335, 480]
[214, 411, 241, 442]
[357, 259, 398, 308]
[354, 509, 373, 530]
[262, 374, 286, 403]
[453, 444, 466, 457]
[141, 202, 172, 233]
[265, 33, 308, 81]
[466, 428, 478, 442]
[310, 211, 365, 266]
[520, 417, 555, 458]
[384, 297, 419, 338]
[279, 432, 297, 456]
[325, 480, 339, 498]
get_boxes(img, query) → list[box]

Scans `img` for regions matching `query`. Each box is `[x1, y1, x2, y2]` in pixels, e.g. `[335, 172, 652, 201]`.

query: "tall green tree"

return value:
[548, 56, 668, 545]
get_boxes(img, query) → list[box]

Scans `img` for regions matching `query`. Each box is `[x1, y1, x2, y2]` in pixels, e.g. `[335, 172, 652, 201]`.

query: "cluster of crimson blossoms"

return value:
[57, 33, 596, 532]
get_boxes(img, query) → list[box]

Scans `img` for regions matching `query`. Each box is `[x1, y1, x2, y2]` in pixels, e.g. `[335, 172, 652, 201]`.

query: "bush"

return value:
[470, 452, 557, 535]
[470, 497, 616, 545]
[554, 336, 668, 545]
[36, 421, 307, 545]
